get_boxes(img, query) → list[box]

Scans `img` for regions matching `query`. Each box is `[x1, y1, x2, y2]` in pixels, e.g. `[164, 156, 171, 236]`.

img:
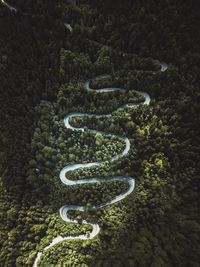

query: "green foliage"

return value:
[0, 1, 199, 267]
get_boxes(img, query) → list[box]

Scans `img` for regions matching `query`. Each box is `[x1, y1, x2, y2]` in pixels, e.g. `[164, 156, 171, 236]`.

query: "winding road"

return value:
[33, 63, 168, 266]
[0, 0, 17, 11]
[0, 2, 169, 265]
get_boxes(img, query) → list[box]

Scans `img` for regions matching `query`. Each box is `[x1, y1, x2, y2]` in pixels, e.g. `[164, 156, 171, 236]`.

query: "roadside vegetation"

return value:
[0, 0, 199, 266]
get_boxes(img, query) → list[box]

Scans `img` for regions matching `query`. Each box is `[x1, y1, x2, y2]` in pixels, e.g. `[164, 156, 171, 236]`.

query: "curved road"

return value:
[33, 66, 168, 266]
[1, 0, 17, 11]
[0, 4, 168, 265]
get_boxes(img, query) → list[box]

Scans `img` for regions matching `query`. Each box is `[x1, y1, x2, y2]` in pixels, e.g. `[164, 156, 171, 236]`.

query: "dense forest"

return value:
[0, 0, 199, 266]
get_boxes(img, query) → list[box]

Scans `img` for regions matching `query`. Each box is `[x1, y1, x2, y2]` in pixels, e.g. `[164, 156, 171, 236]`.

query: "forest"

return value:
[0, 0, 199, 266]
